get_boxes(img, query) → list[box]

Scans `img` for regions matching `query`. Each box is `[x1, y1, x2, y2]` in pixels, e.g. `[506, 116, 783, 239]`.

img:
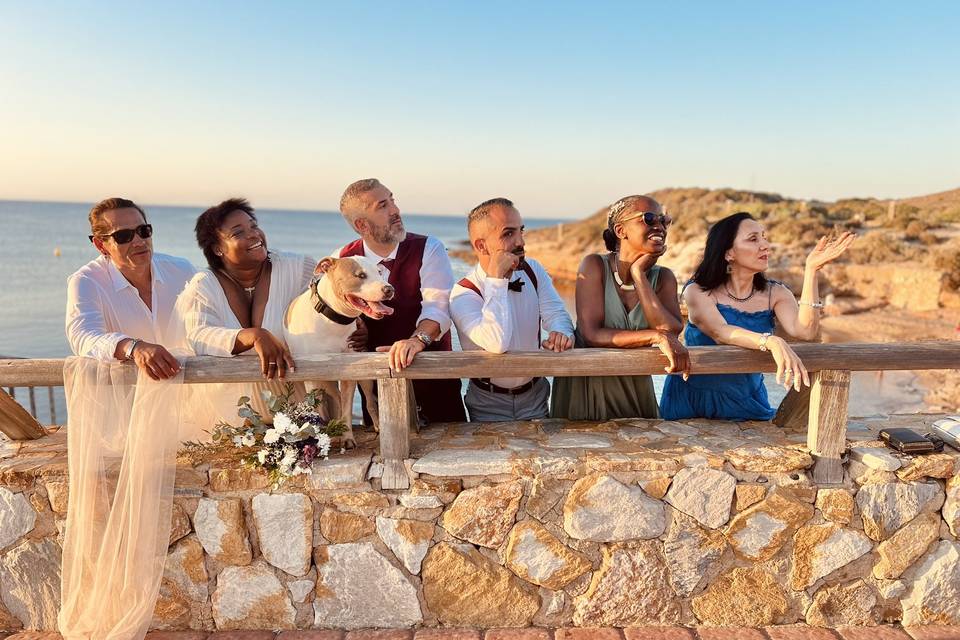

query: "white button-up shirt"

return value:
[450, 258, 574, 389]
[332, 236, 454, 335]
[65, 253, 196, 360]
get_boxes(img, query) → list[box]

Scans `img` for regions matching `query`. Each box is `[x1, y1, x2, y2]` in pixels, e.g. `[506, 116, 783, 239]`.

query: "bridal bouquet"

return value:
[209, 385, 347, 488]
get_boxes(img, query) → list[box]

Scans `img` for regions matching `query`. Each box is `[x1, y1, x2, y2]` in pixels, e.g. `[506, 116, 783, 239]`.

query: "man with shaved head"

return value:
[450, 198, 574, 422]
[334, 178, 466, 425]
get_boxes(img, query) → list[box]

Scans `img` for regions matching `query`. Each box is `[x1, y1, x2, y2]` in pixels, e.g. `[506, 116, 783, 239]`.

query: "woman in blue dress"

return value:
[660, 211, 855, 421]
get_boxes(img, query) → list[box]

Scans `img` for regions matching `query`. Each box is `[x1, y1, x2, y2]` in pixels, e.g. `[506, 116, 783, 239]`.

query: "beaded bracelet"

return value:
[799, 301, 825, 309]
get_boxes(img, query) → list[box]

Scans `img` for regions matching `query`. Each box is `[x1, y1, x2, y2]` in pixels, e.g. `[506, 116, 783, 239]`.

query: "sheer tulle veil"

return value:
[58, 293, 213, 640]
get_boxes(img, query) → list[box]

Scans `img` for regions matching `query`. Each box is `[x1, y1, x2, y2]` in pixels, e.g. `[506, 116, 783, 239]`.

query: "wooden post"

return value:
[0, 389, 47, 440]
[806, 369, 850, 484]
[28, 387, 37, 418]
[48, 387, 57, 425]
[377, 378, 415, 490]
[773, 384, 811, 429]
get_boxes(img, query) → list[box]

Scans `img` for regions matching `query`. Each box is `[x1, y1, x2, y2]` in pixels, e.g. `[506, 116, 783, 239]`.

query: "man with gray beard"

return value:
[332, 178, 466, 424]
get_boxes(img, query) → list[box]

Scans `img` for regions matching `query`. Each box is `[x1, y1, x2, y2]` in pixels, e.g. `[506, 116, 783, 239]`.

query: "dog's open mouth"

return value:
[345, 294, 394, 319]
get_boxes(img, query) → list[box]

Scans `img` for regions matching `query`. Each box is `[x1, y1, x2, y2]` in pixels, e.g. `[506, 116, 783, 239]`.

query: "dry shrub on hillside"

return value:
[934, 247, 960, 290]
[849, 232, 920, 264]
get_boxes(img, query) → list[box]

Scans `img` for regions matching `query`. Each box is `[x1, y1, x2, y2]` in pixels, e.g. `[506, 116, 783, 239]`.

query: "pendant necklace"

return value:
[220, 259, 267, 298]
[611, 253, 635, 291]
[724, 282, 756, 302]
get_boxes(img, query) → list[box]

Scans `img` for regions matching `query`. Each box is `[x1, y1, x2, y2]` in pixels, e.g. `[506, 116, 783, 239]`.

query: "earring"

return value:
[726, 262, 733, 274]
[216, 251, 223, 257]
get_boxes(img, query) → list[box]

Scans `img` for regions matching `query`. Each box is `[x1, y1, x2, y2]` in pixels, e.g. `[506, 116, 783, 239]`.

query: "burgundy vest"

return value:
[339, 234, 453, 353]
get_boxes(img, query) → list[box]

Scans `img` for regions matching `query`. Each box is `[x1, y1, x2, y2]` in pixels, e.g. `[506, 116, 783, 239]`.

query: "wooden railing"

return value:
[1, 355, 59, 422]
[1, 341, 958, 489]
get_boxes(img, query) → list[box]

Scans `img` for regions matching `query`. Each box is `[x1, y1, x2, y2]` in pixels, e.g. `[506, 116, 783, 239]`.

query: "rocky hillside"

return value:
[513, 186, 960, 310]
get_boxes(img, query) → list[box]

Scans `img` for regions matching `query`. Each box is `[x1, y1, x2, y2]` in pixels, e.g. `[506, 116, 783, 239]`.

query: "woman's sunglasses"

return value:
[619, 211, 672, 228]
[89, 224, 153, 244]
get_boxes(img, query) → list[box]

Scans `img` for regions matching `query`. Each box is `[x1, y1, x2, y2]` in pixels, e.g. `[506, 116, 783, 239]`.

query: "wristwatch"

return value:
[123, 338, 141, 361]
[413, 332, 433, 347]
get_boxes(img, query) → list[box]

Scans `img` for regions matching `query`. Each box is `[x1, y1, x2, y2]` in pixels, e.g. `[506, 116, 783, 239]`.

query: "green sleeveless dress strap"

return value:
[550, 254, 661, 420]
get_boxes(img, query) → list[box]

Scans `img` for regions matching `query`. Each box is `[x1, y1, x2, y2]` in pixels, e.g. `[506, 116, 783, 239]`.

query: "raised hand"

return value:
[629, 252, 661, 279]
[490, 250, 521, 279]
[805, 231, 856, 272]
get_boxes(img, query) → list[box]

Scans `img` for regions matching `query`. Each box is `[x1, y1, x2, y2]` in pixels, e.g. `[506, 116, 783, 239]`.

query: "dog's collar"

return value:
[310, 277, 356, 326]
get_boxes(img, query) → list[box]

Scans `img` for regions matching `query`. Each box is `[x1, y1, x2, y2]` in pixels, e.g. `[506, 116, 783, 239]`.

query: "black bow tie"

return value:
[508, 278, 525, 292]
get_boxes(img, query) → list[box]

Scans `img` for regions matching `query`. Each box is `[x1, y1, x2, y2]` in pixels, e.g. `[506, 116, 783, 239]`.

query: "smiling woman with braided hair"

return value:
[551, 194, 689, 420]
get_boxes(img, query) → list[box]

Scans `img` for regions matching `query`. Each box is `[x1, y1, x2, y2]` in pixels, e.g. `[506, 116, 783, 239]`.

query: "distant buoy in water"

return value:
[53, 247, 61, 257]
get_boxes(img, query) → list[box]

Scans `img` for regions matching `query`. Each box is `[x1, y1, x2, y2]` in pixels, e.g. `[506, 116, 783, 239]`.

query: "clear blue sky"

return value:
[1, 1, 957, 218]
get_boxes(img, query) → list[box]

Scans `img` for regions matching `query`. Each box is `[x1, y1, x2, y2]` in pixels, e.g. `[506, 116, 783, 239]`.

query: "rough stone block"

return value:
[563, 474, 665, 542]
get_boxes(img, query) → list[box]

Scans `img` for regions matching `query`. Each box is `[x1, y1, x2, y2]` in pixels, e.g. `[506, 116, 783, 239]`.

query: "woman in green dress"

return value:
[551, 195, 689, 420]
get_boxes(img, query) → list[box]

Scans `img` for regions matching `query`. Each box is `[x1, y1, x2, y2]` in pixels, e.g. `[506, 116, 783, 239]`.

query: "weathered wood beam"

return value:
[377, 378, 415, 490]
[0, 389, 48, 440]
[0, 354, 390, 387]
[807, 369, 851, 484]
[395, 341, 960, 379]
[1, 341, 958, 387]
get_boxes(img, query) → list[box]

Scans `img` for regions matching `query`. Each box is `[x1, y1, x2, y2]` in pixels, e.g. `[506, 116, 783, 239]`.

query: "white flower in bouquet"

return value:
[263, 428, 280, 444]
[232, 435, 243, 448]
[241, 433, 256, 447]
[273, 412, 296, 435]
[316, 433, 332, 457]
[280, 446, 298, 468]
[257, 449, 268, 464]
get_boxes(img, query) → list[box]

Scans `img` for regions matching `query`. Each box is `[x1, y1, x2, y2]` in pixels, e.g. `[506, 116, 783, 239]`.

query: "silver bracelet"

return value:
[758, 332, 771, 352]
[799, 301, 824, 309]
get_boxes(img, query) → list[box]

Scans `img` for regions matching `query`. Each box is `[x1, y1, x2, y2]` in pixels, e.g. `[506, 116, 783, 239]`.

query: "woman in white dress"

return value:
[58, 199, 315, 640]
[179, 197, 315, 424]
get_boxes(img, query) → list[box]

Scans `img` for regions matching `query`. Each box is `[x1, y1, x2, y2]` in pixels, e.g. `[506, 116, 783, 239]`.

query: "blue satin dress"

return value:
[660, 304, 777, 421]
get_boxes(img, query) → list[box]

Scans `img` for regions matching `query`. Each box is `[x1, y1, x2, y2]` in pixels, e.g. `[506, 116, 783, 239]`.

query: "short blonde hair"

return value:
[339, 178, 382, 228]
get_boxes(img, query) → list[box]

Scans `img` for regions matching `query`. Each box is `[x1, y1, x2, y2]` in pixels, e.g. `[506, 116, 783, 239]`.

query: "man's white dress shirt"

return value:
[332, 237, 454, 336]
[450, 258, 574, 389]
[66, 253, 196, 360]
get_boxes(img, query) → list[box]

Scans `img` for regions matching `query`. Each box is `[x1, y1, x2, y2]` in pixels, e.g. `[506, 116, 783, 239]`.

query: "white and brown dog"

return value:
[284, 256, 394, 446]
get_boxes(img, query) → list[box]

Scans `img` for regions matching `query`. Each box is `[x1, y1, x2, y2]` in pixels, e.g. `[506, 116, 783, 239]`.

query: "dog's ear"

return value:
[315, 257, 336, 275]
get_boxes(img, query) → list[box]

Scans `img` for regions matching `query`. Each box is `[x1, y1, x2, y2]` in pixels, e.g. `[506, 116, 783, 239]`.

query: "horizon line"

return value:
[2, 182, 957, 221]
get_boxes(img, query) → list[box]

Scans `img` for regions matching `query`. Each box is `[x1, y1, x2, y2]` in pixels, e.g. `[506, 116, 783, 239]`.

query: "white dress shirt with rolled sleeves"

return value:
[450, 258, 574, 389]
[65, 253, 196, 360]
[331, 237, 454, 336]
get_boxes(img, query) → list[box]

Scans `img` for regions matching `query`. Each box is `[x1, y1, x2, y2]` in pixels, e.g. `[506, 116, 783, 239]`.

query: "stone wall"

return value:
[1, 415, 959, 631]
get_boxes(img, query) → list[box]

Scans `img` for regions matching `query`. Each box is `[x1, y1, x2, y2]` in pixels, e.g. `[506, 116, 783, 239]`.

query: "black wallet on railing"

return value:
[879, 428, 944, 454]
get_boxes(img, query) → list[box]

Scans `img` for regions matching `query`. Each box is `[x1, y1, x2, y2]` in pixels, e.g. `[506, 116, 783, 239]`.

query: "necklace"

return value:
[219, 259, 268, 298]
[724, 282, 756, 302]
[611, 254, 635, 290]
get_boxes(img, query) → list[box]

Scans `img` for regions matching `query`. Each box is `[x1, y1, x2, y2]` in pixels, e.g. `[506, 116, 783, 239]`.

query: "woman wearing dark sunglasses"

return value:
[66, 197, 196, 380]
[551, 195, 689, 420]
[660, 211, 855, 421]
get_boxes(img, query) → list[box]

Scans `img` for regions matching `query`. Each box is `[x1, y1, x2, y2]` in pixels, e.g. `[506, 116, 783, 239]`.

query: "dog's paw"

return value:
[339, 430, 357, 450]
